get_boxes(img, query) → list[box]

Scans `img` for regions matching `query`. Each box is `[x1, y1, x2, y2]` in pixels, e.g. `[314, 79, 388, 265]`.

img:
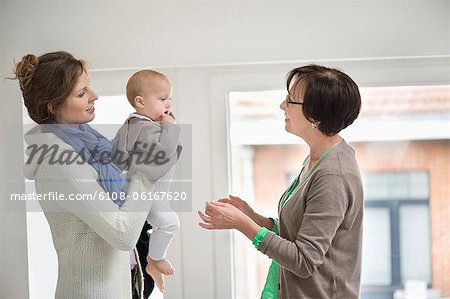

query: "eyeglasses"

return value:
[285, 95, 304, 107]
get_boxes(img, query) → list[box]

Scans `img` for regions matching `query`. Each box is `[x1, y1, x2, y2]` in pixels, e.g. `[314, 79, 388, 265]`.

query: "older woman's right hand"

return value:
[218, 195, 255, 219]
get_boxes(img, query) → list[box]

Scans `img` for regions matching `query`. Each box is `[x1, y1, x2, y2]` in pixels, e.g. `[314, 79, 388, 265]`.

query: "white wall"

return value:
[1, 0, 30, 298]
[1, 0, 449, 298]
[1, 0, 448, 69]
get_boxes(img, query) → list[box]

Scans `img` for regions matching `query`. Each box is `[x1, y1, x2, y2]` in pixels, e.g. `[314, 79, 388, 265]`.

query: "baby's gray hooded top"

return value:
[114, 113, 183, 181]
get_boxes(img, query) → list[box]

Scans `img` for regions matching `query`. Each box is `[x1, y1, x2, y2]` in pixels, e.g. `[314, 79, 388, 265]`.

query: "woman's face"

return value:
[54, 71, 98, 124]
[280, 81, 311, 137]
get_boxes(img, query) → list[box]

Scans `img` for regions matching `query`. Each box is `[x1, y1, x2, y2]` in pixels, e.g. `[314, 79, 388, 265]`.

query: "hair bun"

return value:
[14, 54, 39, 92]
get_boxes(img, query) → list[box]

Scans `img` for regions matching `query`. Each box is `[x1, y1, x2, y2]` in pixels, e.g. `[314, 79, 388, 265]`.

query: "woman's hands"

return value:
[198, 200, 248, 231]
[217, 195, 255, 220]
[198, 196, 262, 241]
[215, 195, 276, 231]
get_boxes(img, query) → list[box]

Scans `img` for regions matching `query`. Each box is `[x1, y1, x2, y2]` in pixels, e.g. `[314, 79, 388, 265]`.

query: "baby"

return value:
[115, 70, 182, 293]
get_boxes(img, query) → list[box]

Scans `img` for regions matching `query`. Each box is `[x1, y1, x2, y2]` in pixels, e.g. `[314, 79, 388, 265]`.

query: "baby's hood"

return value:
[117, 114, 162, 154]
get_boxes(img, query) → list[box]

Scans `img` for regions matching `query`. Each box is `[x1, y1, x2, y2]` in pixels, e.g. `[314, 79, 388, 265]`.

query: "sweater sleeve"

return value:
[37, 156, 153, 251]
[129, 122, 182, 182]
[257, 174, 349, 278]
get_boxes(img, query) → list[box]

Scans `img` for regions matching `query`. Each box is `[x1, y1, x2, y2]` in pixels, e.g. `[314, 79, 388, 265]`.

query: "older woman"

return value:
[14, 51, 153, 298]
[199, 65, 364, 299]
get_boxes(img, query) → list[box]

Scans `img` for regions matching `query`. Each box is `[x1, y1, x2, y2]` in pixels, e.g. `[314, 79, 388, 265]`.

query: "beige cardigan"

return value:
[258, 140, 364, 299]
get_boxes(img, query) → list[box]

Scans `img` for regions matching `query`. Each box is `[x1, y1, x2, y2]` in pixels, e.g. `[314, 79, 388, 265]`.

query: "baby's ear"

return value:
[134, 96, 144, 108]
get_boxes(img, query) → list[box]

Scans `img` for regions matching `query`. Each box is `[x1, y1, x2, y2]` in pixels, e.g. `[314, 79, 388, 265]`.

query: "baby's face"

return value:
[140, 78, 173, 121]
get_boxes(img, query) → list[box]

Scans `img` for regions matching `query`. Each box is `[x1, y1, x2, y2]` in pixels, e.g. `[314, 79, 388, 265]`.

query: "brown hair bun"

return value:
[14, 54, 39, 93]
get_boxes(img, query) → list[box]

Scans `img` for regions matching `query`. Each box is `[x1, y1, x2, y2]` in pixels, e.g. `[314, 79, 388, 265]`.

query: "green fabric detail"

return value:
[260, 218, 280, 299]
[271, 218, 279, 234]
[253, 227, 269, 249]
[279, 176, 299, 210]
[260, 260, 279, 299]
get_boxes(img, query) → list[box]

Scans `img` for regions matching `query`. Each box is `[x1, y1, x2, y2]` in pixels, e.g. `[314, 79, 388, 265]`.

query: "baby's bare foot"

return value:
[146, 256, 175, 276]
[145, 262, 165, 293]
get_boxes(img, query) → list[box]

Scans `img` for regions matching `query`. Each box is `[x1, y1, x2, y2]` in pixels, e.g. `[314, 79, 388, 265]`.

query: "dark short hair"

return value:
[12, 51, 87, 124]
[286, 65, 361, 136]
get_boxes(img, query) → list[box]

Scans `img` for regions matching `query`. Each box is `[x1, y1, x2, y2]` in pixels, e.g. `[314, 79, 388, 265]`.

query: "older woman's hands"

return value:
[198, 200, 262, 241]
[198, 201, 247, 230]
[217, 195, 275, 231]
[217, 195, 255, 219]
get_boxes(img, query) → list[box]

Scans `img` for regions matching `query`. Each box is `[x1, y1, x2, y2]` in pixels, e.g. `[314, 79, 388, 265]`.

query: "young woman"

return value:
[15, 51, 153, 298]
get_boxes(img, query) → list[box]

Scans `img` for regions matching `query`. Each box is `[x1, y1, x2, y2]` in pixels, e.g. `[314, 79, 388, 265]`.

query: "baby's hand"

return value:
[158, 112, 176, 124]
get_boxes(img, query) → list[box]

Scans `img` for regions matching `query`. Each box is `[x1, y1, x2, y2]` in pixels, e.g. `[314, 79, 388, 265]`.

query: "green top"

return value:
[253, 217, 279, 249]
[253, 227, 269, 248]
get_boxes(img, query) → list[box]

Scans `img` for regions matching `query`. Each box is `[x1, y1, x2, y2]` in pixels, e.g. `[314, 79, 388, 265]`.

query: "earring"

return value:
[311, 123, 317, 129]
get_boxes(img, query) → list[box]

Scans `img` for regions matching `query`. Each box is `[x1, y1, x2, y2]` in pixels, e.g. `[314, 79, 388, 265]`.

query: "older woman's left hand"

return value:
[198, 201, 247, 230]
